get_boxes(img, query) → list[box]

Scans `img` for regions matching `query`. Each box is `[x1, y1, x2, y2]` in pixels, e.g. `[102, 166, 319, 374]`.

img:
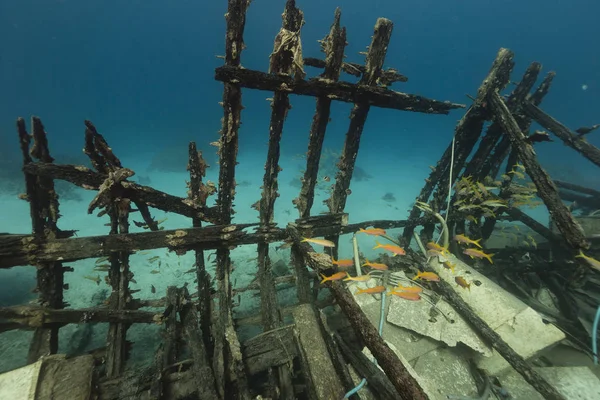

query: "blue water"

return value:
[1, 0, 598, 165]
[1, 0, 600, 387]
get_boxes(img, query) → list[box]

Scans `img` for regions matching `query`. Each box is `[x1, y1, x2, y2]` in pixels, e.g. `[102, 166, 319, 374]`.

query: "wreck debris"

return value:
[0, 0, 588, 399]
[293, 8, 346, 220]
[212, 0, 251, 397]
[403, 48, 515, 245]
[17, 116, 66, 364]
[487, 91, 588, 250]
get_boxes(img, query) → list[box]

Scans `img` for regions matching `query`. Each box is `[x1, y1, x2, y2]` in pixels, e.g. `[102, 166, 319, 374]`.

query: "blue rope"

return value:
[593, 304, 600, 365]
[343, 291, 386, 398]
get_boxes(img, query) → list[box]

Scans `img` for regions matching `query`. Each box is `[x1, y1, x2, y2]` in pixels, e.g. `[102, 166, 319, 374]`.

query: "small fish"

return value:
[466, 215, 479, 224]
[332, 258, 354, 268]
[93, 264, 111, 272]
[343, 274, 373, 282]
[362, 259, 388, 271]
[463, 248, 494, 264]
[323, 176, 330, 182]
[148, 256, 160, 263]
[156, 217, 168, 225]
[389, 290, 421, 301]
[454, 234, 482, 249]
[575, 124, 600, 136]
[320, 271, 348, 283]
[443, 260, 456, 273]
[528, 127, 553, 141]
[426, 242, 449, 254]
[355, 286, 386, 295]
[95, 256, 109, 264]
[394, 284, 423, 294]
[358, 228, 387, 236]
[476, 181, 490, 197]
[84, 274, 101, 285]
[527, 234, 537, 248]
[455, 276, 471, 291]
[373, 240, 405, 256]
[506, 170, 525, 180]
[426, 249, 446, 259]
[150, 269, 161, 274]
[575, 250, 600, 272]
[480, 199, 508, 208]
[413, 271, 440, 282]
[301, 237, 336, 247]
[150, 284, 156, 294]
[276, 241, 293, 251]
[458, 204, 482, 212]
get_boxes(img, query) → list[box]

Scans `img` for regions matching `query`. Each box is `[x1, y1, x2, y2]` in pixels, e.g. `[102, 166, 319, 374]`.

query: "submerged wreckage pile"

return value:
[1, 0, 600, 399]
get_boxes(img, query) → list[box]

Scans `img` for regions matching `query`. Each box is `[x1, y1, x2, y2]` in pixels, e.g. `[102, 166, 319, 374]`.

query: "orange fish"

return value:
[362, 259, 388, 271]
[463, 248, 494, 264]
[358, 227, 387, 236]
[332, 258, 354, 268]
[426, 242, 449, 254]
[454, 234, 482, 249]
[373, 240, 406, 256]
[413, 271, 440, 282]
[389, 290, 421, 301]
[301, 237, 336, 247]
[394, 284, 423, 294]
[344, 274, 372, 282]
[320, 271, 347, 283]
[455, 276, 471, 291]
[355, 285, 386, 295]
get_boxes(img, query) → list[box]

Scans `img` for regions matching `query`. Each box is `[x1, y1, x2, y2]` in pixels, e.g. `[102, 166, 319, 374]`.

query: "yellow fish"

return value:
[388, 290, 421, 301]
[301, 237, 336, 247]
[426, 249, 445, 259]
[394, 284, 423, 294]
[355, 286, 386, 295]
[358, 228, 387, 236]
[455, 276, 471, 291]
[320, 271, 347, 283]
[373, 241, 405, 256]
[575, 250, 600, 272]
[413, 271, 440, 282]
[426, 241, 449, 254]
[454, 234, 482, 248]
[344, 274, 373, 282]
[463, 248, 494, 264]
[332, 258, 354, 268]
[362, 259, 388, 271]
[443, 260, 456, 273]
